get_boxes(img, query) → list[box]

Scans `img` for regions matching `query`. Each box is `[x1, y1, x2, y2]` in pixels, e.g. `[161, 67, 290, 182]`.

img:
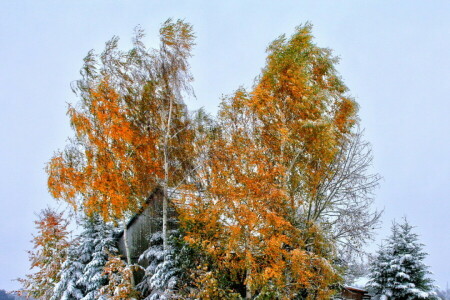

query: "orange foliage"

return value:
[47, 20, 195, 222]
[180, 89, 340, 298]
[99, 254, 140, 299]
[18, 208, 70, 299]
[47, 79, 160, 220]
[179, 23, 352, 298]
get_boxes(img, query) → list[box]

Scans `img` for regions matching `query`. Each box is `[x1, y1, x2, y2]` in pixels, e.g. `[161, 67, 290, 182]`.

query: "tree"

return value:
[137, 230, 182, 299]
[367, 219, 438, 299]
[249, 23, 380, 259]
[179, 23, 377, 299]
[52, 214, 118, 300]
[180, 89, 341, 299]
[77, 215, 118, 300]
[42, 20, 380, 299]
[46, 19, 196, 272]
[436, 286, 450, 300]
[18, 208, 70, 299]
[99, 254, 139, 300]
[52, 244, 84, 300]
[0, 290, 17, 300]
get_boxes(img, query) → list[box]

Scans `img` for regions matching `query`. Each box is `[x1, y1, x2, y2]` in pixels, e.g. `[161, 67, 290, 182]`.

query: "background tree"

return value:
[18, 208, 69, 299]
[367, 219, 438, 299]
[436, 286, 450, 300]
[0, 290, 15, 300]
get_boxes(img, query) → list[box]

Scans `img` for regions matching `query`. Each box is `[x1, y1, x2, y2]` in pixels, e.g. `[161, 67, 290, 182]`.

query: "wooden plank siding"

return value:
[117, 188, 164, 265]
[336, 286, 371, 300]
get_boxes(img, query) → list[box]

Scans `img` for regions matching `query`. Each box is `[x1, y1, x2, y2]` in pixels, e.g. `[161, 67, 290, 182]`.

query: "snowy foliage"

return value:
[367, 219, 438, 299]
[52, 214, 118, 300]
[51, 244, 84, 300]
[137, 230, 184, 300]
[99, 254, 138, 300]
[77, 216, 118, 300]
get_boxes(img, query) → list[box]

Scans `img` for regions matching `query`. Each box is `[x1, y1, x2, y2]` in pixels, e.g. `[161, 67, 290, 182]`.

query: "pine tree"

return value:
[77, 215, 118, 300]
[52, 244, 84, 300]
[52, 214, 118, 300]
[367, 219, 438, 300]
[137, 230, 184, 299]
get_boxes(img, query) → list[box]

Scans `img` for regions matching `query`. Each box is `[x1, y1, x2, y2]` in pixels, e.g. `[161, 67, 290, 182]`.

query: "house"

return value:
[336, 286, 371, 300]
[117, 188, 371, 299]
[117, 187, 165, 265]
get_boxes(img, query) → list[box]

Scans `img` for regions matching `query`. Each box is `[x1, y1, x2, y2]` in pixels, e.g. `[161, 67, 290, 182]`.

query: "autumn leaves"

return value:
[178, 25, 357, 297]
[44, 20, 372, 298]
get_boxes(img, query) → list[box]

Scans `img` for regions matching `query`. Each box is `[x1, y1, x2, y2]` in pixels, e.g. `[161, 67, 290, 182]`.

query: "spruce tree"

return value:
[137, 230, 181, 300]
[77, 215, 118, 300]
[367, 219, 438, 299]
[52, 244, 84, 300]
[53, 214, 118, 300]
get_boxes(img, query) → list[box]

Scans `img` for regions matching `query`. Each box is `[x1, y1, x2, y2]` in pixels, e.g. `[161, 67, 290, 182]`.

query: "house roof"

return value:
[344, 286, 369, 294]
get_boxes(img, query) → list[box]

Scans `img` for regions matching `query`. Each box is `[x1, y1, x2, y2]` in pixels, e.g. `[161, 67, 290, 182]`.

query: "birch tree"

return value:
[46, 19, 195, 266]
[180, 90, 341, 299]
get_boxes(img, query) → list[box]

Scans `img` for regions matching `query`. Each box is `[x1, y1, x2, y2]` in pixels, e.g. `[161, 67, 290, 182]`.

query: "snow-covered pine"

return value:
[137, 230, 181, 300]
[76, 215, 118, 300]
[52, 243, 84, 300]
[367, 219, 438, 299]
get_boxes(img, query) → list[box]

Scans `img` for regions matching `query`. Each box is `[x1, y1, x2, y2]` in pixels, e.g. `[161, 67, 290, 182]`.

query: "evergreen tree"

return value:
[367, 219, 438, 299]
[52, 244, 84, 300]
[77, 215, 118, 300]
[137, 230, 182, 300]
[52, 214, 118, 300]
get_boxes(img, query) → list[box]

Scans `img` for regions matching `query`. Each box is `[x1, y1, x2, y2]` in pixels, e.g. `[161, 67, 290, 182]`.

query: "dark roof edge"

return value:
[344, 286, 369, 293]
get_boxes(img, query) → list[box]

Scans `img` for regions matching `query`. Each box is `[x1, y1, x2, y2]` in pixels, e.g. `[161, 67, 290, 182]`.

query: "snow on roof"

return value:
[353, 276, 370, 289]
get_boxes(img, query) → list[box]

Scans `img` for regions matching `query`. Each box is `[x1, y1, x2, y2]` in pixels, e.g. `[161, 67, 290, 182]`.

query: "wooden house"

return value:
[336, 286, 371, 300]
[117, 188, 165, 265]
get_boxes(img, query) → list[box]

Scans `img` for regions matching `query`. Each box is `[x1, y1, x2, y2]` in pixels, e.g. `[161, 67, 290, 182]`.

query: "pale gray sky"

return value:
[1, 0, 449, 292]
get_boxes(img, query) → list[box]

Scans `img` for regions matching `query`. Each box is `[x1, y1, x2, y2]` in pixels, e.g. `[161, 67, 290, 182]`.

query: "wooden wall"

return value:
[117, 188, 164, 265]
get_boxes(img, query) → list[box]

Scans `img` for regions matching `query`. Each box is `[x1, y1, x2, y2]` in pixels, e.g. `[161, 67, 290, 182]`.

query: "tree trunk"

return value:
[123, 223, 135, 287]
[162, 95, 173, 253]
[244, 224, 252, 299]
[245, 266, 252, 299]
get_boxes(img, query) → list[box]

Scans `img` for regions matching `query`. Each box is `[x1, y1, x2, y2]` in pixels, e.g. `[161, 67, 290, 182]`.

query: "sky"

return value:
[1, 0, 449, 292]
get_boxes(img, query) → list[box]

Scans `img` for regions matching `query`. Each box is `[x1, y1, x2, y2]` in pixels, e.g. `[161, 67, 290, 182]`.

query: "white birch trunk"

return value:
[162, 95, 173, 253]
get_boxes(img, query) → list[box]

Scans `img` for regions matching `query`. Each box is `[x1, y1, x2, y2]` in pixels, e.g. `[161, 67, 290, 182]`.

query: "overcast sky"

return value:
[1, 0, 449, 292]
